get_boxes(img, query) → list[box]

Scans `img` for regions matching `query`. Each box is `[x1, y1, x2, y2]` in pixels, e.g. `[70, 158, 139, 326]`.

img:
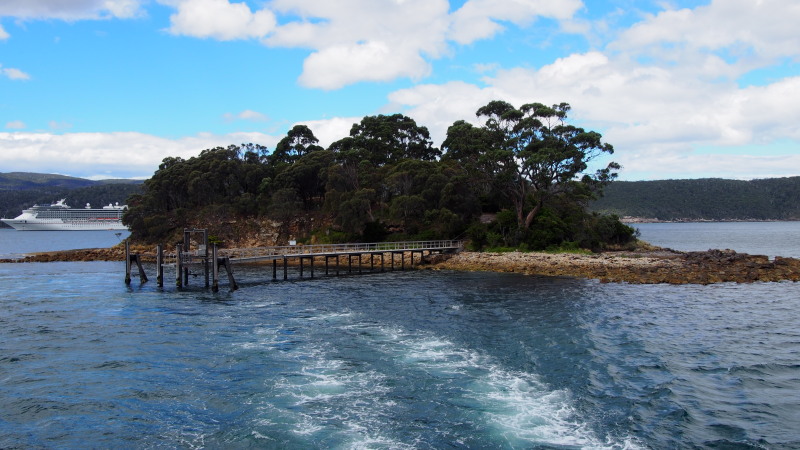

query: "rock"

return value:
[423, 249, 800, 285]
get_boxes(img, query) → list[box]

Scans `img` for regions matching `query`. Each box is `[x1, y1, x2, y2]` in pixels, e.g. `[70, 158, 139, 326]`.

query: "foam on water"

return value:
[2, 260, 798, 448]
[338, 319, 630, 448]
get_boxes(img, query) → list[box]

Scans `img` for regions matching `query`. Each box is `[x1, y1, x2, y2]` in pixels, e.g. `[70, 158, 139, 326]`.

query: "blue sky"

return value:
[1, 0, 799, 180]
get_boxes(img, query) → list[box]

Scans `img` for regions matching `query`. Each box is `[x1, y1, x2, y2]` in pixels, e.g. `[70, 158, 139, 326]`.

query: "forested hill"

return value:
[590, 177, 800, 221]
[0, 172, 97, 190]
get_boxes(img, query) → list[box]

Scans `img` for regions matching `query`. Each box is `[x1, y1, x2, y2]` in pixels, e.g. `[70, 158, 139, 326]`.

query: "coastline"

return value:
[424, 248, 800, 284]
[620, 217, 800, 223]
[3, 243, 800, 284]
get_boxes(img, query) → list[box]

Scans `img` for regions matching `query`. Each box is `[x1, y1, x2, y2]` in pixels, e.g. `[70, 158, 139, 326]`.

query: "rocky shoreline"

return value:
[424, 248, 800, 284]
[3, 244, 800, 284]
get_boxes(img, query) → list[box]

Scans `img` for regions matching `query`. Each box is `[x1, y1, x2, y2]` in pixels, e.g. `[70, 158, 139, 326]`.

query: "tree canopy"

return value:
[124, 105, 634, 251]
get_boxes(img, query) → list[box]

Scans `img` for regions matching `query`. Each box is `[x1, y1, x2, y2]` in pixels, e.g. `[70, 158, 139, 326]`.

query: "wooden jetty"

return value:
[126, 229, 463, 291]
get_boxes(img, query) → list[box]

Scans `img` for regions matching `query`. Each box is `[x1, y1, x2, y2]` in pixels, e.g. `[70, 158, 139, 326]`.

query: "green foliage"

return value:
[543, 242, 592, 254]
[590, 177, 800, 220]
[112, 103, 637, 251]
[465, 222, 489, 251]
[467, 100, 618, 230]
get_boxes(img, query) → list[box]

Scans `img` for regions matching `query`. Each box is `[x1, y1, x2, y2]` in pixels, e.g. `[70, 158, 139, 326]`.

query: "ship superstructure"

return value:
[1, 199, 128, 231]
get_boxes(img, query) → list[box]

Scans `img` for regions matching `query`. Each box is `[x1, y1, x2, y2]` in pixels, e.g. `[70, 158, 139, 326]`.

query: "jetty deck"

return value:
[125, 229, 463, 291]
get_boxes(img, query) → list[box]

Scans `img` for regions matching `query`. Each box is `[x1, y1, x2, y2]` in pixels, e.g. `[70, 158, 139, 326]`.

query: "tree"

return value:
[273, 150, 334, 208]
[271, 125, 323, 165]
[343, 114, 440, 165]
[473, 100, 618, 230]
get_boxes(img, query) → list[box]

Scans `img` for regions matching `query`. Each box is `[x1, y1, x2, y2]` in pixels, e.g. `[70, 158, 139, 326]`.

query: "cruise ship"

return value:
[1, 199, 128, 231]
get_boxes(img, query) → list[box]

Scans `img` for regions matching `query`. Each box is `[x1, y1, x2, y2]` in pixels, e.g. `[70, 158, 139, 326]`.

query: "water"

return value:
[634, 221, 800, 258]
[0, 229, 130, 259]
[1, 224, 799, 448]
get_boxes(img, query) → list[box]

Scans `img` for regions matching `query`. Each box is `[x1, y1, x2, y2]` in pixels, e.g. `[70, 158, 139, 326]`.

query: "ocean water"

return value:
[0, 229, 130, 259]
[1, 225, 799, 448]
[634, 221, 800, 258]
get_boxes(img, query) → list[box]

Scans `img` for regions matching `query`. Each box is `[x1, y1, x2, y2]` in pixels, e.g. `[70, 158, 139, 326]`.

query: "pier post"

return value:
[390, 252, 395, 271]
[273, 259, 277, 281]
[156, 245, 164, 287]
[176, 243, 183, 288]
[283, 256, 288, 280]
[358, 254, 363, 274]
[300, 256, 304, 278]
[134, 255, 147, 283]
[212, 244, 219, 292]
[182, 232, 190, 286]
[310, 256, 314, 279]
[125, 240, 131, 285]
[223, 257, 237, 291]
[203, 230, 209, 288]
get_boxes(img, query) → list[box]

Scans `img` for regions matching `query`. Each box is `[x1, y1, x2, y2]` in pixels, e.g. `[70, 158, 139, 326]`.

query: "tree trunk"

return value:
[523, 200, 543, 229]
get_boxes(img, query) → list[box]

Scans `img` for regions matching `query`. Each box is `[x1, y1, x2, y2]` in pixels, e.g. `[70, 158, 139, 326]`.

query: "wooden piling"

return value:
[156, 244, 164, 287]
[223, 257, 237, 290]
[134, 254, 147, 283]
[125, 240, 131, 285]
[212, 244, 219, 292]
[176, 243, 183, 288]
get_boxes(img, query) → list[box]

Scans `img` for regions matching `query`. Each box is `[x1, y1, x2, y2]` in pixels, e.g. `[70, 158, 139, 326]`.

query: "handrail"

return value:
[218, 240, 462, 261]
[160, 240, 463, 264]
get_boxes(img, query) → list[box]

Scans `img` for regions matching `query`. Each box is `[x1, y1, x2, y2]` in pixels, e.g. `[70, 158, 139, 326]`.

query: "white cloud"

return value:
[299, 42, 431, 90]
[266, 0, 450, 89]
[0, 131, 280, 179]
[0, 0, 144, 20]
[1, 65, 31, 80]
[386, 46, 800, 180]
[0, 24, 8, 40]
[5, 120, 25, 129]
[298, 116, 362, 148]
[616, 150, 800, 181]
[158, 0, 583, 89]
[448, 0, 582, 44]
[613, 0, 800, 74]
[163, 0, 276, 40]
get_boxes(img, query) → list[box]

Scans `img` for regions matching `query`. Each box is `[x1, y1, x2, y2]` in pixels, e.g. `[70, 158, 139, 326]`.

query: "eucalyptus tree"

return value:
[270, 125, 323, 165]
[472, 100, 619, 230]
[342, 114, 440, 166]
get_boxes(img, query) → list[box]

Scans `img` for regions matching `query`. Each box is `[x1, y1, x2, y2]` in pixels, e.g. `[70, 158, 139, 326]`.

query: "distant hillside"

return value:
[0, 172, 96, 190]
[0, 172, 143, 224]
[590, 177, 800, 221]
[0, 172, 140, 190]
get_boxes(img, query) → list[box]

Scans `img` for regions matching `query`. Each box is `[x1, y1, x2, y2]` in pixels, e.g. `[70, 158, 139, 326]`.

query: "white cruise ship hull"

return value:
[1, 218, 128, 231]
[1, 199, 129, 231]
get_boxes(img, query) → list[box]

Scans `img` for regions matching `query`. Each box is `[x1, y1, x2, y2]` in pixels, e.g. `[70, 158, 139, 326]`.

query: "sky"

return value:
[1, 0, 799, 181]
